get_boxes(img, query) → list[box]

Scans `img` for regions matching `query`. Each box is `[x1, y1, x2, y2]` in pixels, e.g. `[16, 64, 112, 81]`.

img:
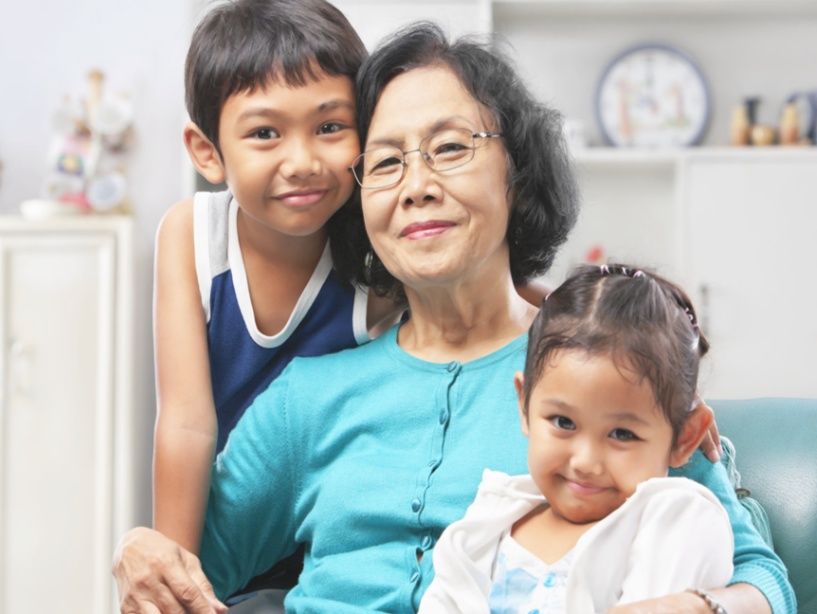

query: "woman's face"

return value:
[361, 65, 512, 293]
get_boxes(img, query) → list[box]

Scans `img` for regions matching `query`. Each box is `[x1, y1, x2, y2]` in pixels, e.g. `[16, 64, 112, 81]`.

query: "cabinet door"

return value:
[682, 157, 817, 398]
[0, 232, 116, 614]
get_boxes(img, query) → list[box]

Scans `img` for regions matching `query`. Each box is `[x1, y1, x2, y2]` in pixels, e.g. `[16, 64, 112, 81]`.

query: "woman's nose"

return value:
[399, 151, 441, 207]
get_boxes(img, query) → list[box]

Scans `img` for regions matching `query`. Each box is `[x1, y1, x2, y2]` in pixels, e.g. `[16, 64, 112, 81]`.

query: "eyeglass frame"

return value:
[349, 129, 503, 190]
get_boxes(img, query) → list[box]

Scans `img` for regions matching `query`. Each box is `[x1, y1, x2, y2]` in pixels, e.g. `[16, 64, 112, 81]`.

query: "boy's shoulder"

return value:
[157, 197, 194, 242]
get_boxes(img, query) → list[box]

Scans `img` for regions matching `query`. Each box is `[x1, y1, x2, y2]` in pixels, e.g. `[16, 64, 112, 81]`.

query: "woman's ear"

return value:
[669, 403, 714, 468]
[514, 371, 530, 437]
[184, 122, 226, 185]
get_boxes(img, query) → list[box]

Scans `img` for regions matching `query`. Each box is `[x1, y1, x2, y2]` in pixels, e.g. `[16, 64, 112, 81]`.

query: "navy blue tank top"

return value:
[193, 191, 369, 452]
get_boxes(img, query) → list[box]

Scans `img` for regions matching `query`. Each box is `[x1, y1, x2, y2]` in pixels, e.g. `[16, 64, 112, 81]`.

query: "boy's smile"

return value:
[212, 71, 359, 241]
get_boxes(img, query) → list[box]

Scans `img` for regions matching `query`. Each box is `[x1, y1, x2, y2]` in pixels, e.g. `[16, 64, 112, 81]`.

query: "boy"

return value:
[151, 0, 393, 606]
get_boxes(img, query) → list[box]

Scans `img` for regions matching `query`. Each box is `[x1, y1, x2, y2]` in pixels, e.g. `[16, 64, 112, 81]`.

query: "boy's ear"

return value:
[184, 121, 226, 185]
[514, 371, 530, 437]
[669, 403, 714, 468]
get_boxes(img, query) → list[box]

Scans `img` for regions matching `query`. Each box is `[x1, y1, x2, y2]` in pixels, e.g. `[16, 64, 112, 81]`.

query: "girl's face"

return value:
[359, 65, 512, 292]
[515, 349, 689, 525]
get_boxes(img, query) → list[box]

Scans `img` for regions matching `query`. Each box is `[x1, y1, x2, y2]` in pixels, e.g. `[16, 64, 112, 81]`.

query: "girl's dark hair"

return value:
[522, 264, 710, 441]
[184, 0, 367, 151]
[331, 22, 580, 299]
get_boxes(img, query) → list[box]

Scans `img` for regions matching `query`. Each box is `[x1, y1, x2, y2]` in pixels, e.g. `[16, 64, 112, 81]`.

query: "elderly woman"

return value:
[114, 24, 793, 614]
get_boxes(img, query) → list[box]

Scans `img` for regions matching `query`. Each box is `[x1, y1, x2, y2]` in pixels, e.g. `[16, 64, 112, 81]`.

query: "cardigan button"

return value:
[446, 361, 459, 373]
[438, 409, 449, 424]
[410, 571, 420, 583]
[421, 535, 433, 549]
[411, 498, 422, 513]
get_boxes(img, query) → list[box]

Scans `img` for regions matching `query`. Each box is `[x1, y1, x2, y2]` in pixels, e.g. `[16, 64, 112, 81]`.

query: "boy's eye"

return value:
[548, 415, 575, 431]
[609, 428, 640, 442]
[318, 122, 347, 135]
[252, 127, 279, 140]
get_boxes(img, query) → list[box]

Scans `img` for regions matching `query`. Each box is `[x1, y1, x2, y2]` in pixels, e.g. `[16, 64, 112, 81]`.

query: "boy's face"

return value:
[515, 349, 676, 525]
[216, 71, 358, 239]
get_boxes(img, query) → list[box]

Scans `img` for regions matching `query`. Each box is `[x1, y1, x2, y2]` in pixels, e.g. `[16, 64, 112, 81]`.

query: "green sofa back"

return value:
[712, 398, 817, 614]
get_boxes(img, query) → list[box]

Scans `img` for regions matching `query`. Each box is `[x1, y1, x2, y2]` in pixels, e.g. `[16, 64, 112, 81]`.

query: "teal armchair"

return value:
[712, 398, 817, 614]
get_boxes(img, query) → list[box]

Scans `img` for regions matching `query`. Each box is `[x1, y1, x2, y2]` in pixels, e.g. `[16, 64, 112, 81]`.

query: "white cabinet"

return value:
[0, 216, 134, 614]
[681, 150, 817, 398]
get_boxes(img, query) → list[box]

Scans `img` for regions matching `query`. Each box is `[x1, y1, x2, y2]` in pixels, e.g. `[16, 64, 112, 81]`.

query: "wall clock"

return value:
[595, 43, 711, 148]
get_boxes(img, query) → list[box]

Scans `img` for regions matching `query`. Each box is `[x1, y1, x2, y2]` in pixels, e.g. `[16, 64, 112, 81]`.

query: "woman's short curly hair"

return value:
[331, 22, 580, 299]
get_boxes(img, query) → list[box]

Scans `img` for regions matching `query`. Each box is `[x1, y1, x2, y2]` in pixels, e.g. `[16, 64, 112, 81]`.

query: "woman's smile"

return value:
[399, 220, 456, 240]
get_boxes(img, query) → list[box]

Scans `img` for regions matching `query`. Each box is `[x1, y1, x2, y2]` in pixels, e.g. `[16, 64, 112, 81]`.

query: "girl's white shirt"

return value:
[419, 470, 734, 614]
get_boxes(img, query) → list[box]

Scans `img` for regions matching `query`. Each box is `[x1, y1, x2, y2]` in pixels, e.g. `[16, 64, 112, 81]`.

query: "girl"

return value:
[421, 264, 734, 613]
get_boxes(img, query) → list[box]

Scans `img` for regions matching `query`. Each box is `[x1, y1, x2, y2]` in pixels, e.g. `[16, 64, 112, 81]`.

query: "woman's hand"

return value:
[608, 591, 709, 613]
[695, 396, 722, 463]
[112, 527, 227, 614]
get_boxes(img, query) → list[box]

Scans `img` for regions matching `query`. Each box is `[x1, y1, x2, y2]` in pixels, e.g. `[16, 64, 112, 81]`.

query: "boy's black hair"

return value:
[185, 0, 367, 151]
[330, 22, 579, 299]
[522, 264, 710, 441]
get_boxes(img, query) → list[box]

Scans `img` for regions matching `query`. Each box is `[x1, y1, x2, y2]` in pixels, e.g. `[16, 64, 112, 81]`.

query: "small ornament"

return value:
[26, 68, 134, 218]
[730, 104, 751, 146]
[779, 102, 800, 145]
[750, 124, 776, 147]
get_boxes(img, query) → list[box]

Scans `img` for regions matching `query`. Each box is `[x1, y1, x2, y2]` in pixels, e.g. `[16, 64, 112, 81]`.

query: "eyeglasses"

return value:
[350, 127, 503, 190]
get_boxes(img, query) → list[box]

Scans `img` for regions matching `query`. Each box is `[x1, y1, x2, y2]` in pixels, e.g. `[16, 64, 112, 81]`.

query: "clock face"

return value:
[596, 44, 710, 147]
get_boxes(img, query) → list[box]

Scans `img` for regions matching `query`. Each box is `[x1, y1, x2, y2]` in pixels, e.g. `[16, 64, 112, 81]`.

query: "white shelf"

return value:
[571, 146, 817, 168]
[491, 0, 817, 18]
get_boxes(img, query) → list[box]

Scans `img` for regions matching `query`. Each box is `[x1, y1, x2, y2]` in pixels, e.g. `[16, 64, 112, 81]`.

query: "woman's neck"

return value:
[398, 270, 537, 363]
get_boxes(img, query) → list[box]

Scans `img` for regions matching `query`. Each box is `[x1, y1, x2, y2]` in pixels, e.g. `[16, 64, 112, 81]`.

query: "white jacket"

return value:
[420, 471, 733, 614]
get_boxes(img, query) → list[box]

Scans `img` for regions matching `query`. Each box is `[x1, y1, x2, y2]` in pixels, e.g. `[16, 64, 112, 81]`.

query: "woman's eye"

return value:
[434, 141, 467, 154]
[251, 127, 279, 140]
[610, 428, 640, 442]
[368, 156, 402, 174]
[548, 415, 575, 431]
[318, 122, 346, 135]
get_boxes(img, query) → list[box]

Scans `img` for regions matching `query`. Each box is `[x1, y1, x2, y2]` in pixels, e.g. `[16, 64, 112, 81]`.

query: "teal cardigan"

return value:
[200, 325, 795, 613]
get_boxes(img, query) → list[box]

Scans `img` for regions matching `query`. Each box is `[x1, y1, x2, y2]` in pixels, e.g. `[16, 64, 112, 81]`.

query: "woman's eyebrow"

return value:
[365, 115, 475, 149]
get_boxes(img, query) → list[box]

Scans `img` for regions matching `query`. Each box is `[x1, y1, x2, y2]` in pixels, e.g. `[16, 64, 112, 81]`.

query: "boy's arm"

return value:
[153, 198, 218, 554]
[515, 278, 549, 308]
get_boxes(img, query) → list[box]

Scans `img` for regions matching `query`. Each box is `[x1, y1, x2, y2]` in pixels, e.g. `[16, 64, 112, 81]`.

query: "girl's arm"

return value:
[153, 199, 218, 554]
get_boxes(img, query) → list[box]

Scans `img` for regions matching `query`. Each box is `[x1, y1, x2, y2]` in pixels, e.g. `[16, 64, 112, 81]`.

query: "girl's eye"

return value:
[609, 428, 640, 442]
[548, 415, 576, 431]
[252, 127, 279, 140]
[318, 122, 346, 135]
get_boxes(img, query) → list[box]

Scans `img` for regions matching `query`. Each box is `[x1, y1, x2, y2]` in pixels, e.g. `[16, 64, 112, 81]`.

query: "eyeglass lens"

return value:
[357, 128, 477, 188]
